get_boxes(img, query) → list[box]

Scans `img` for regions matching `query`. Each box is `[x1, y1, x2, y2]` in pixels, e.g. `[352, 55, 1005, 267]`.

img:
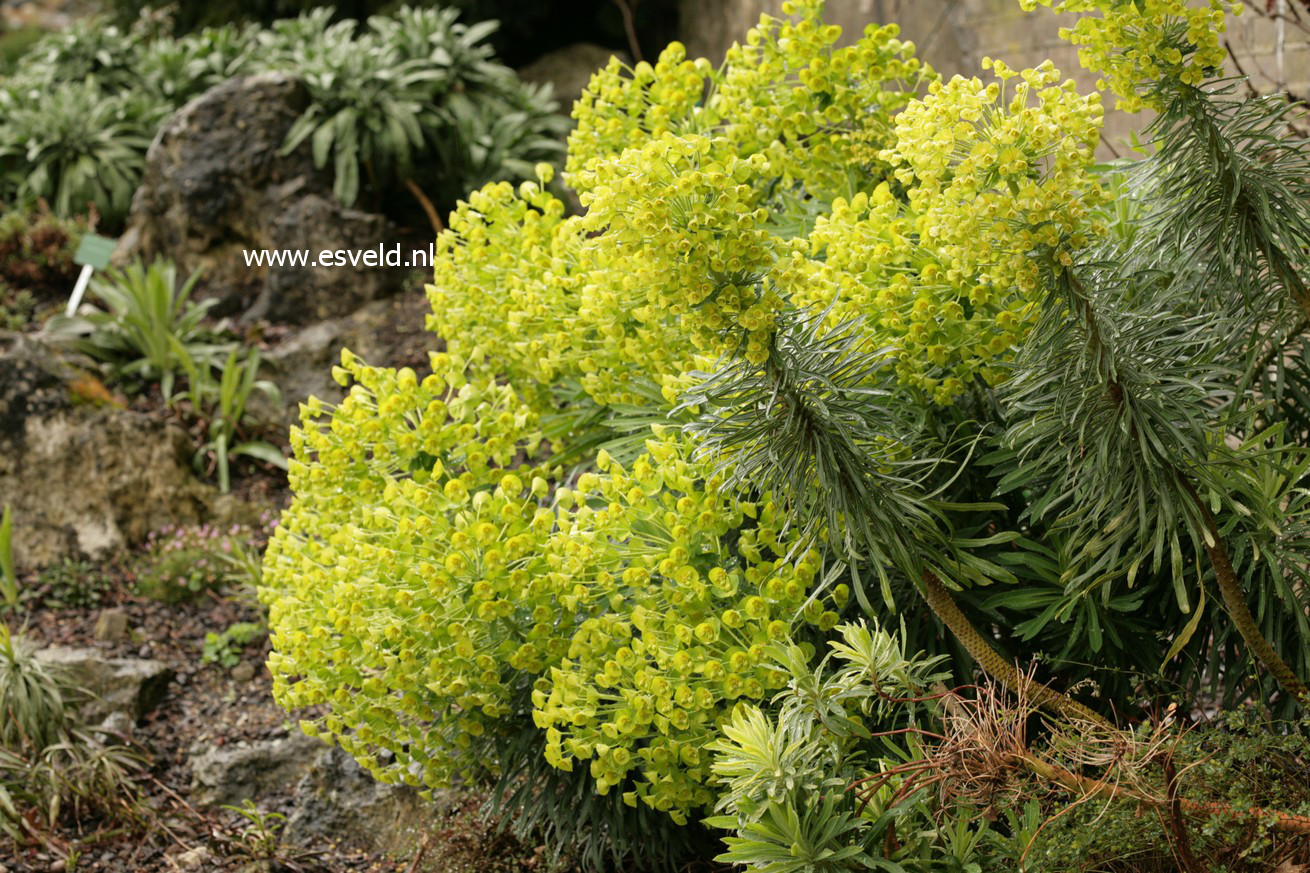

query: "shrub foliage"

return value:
[262, 0, 1310, 869]
[0, 6, 565, 224]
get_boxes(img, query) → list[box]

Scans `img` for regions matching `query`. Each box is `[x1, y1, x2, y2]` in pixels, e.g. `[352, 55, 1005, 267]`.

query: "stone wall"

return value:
[680, 0, 1310, 153]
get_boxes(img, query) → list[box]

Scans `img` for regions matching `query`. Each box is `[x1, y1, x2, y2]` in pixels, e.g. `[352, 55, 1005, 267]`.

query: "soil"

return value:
[1, 511, 543, 872]
[2, 280, 545, 872]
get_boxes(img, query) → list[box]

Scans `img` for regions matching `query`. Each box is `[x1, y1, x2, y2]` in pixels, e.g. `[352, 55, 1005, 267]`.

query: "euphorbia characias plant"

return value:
[261, 0, 1310, 866]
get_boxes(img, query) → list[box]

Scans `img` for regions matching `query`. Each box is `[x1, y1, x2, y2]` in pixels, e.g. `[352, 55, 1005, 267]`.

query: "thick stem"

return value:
[1067, 267, 1308, 706]
[918, 569, 1111, 727]
[1185, 486, 1310, 705]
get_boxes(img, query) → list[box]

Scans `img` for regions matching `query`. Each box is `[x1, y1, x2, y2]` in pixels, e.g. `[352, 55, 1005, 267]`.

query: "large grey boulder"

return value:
[0, 333, 213, 569]
[34, 646, 173, 722]
[518, 43, 627, 108]
[115, 72, 401, 324]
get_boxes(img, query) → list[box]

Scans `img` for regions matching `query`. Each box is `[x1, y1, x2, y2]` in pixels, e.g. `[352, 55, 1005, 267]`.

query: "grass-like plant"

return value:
[0, 507, 17, 610]
[182, 346, 286, 493]
[46, 256, 285, 492]
[0, 624, 146, 845]
[0, 623, 70, 755]
[48, 258, 224, 402]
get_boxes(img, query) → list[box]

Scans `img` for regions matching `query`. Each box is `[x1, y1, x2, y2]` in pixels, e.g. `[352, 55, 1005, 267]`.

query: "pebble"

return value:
[175, 846, 210, 869]
[93, 608, 131, 642]
[98, 711, 135, 739]
[231, 661, 256, 682]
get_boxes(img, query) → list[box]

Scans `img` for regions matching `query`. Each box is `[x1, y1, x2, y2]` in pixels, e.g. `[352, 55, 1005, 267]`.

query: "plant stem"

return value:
[404, 177, 444, 236]
[918, 568, 1111, 727]
[1017, 750, 1310, 834]
[1184, 483, 1310, 706]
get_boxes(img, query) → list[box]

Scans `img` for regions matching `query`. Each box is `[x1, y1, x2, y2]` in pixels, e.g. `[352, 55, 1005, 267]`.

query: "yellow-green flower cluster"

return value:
[429, 173, 577, 411]
[262, 351, 561, 787]
[437, 1, 1031, 410]
[1019, 0, 1242, 110]
[262, 360, 844, 818]
[712, 0, 932, 199]
[567, 0, 930, 203]
[577, 133, 782, 361]
[566, 41, 714, 187]
[882, 61, 1108, 299]
[429, 172, 698, 410]
[533, 432, 843, 822]
[772, 183, 1022, 402]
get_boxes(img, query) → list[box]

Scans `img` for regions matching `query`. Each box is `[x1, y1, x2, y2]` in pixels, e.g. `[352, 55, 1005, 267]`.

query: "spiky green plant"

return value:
[47, 258, 225, 401]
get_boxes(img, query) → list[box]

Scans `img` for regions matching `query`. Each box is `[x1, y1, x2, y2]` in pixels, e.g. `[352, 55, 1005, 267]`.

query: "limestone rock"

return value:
[188, 733, 322, 807]
[172, 846, 211, 870]
[93, 608, 130, 642]
[260, 291, 434, 426]
[285, 744, 449, 856]
[96, 711, 135, 740]
[188, 731, 446, 854]
[34, 646, 173, 722]
[0, 333, 213, 569]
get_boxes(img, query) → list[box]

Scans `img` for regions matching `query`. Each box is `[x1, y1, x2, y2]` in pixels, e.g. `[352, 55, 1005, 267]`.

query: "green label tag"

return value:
[73, 234, 116, 270]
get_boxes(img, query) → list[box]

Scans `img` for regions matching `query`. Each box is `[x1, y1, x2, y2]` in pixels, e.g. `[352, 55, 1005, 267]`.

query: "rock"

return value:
[187, 730, 449, 854]
[173, 846, 211, 870]
[1, 0, 86, 31]
[230, 660, 255, 682]
[0, 333, 214, 569]
[115, 72, 407, 325]
[285, 744, 450, 856]
[188, 733, 321, 807]
[518, 43, 627, 107]
[260, 291, 435, 426]
[35, 646, 173, 722]
[93, 608, 130, 642]
[252, 187, 398, 324]
[96, 711, 135, 740]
